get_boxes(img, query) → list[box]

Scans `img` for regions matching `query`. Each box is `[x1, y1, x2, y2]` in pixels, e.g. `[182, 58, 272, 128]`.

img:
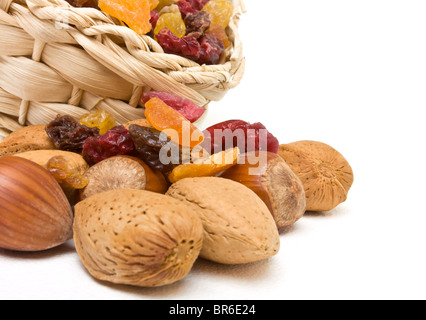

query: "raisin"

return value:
[79, 109, 116, 135]
[82, 126, 135, 165]
[184, 10, 211, 38]
[202, 0, 233, 28]
[156, 0, 178, 11]
[201, 120, 280, 155]
[46, 115, 99, 153]
[46, 156, 89, 189]
[154, 11, 186, 38]
[156, 28, 201, 60]
[129, 124, 180, 174]
[206, 24, 229, 48]
[197, 33, 224, 65]
[142, 91, 206, 122]
[144, 97, 204, 148]
[175, 0, 196, 18]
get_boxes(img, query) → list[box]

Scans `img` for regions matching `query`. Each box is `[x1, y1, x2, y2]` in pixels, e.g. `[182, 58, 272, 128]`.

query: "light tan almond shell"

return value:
[73, 189, 204, 287]
[0, 125, 55, 156]
[166, 177, 280, 265]
[278, 141, 354, 212]
[14, 150, 89, 174]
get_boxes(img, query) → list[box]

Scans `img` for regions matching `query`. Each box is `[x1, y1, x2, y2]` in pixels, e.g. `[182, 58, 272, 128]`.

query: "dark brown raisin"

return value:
[185, 11, 211, 38]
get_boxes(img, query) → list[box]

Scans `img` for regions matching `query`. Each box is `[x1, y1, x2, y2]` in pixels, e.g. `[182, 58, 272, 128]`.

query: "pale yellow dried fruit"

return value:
[278, 141, 354, 212]
[73, 189, 204, 287]
[166, 177, 280, 265]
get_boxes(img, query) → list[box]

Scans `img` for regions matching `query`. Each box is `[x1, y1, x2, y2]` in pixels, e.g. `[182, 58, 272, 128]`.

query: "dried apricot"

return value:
[168, 147, 239, 183]
[145, 98, 204, 148]
[99, 0, 153, 35]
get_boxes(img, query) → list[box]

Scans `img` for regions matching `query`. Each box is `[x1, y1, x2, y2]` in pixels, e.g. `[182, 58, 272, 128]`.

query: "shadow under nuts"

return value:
[73, 189, 204, 287]
[166, 177, 280, 265]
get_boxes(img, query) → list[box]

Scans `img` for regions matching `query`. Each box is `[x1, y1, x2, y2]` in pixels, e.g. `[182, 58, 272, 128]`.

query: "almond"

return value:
[73, 189, 204, 287]
[166, 177, 280, 265]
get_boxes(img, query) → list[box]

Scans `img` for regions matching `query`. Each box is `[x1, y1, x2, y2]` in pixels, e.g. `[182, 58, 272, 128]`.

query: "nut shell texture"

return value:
[73, 189, 204, 287]
[278, 141, 354, 212]
[166, 177, 280, 264]
[0, 156, 73, 251]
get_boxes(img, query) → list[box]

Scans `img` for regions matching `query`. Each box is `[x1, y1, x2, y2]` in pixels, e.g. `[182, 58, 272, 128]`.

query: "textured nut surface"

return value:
[166, 177, 280, 265]
[73, 189, 204, 287]
[278, 141, 354, 212]
[0, 125, 55, 156]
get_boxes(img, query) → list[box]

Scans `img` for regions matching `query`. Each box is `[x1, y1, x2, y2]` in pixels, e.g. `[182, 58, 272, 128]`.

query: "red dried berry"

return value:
[150, 10, 160, 29]
[156, 28, 201, 61]
[176, 0, 196, 18]
[186, 0, 210, 11]
[142, 91, 206, 122]
[201, 120, 280, 155]
[82, 126, 135, 165]
[197, 33, 225, 65]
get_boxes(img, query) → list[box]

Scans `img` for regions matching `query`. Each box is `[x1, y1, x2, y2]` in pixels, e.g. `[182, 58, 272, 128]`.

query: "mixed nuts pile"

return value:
[0, 94, 354, 288]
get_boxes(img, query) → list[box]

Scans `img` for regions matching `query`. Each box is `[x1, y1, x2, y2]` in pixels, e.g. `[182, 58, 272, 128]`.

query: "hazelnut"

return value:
[0, 156, 73, 251]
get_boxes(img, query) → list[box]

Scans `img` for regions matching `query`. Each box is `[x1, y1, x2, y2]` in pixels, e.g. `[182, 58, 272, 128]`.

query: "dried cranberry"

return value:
[82, 126, 135, 165]
[185, 11, 211, 38]
[201, 120, 280, 154]
[142, 91, 205, 122]
[150, 10, 160, 29]
[45, 115, 99, 153]
[197, 34, 225, 65]
[186, 0, 210, 11]
[156, 28, 201, 61]
[176, 0, 196, 18]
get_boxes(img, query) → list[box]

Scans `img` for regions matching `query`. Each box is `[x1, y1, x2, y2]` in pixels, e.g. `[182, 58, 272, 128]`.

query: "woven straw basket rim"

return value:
[0, 0, 246, 139]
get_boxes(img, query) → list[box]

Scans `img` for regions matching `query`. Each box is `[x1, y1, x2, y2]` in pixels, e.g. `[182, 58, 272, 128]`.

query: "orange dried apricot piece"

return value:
[145, 97, 204, 148]
[168, 147, 239, 183]
[99, 0, 153, 35]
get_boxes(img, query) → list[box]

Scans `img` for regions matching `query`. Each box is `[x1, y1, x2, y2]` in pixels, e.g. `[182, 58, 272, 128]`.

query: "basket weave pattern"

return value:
[0, 0, 245, 138]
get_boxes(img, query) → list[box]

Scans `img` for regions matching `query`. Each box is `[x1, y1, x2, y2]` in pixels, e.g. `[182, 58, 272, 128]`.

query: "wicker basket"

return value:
[0, 0, 246, 139]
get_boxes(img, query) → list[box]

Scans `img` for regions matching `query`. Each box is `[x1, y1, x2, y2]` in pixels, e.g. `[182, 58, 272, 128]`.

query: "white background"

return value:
[1, 0, 426, 300]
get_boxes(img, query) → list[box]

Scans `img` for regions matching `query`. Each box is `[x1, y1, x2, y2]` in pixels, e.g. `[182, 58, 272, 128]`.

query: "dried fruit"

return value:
[145, 97, 204, 148]
[175, 0, 196, 18]
[206, 24, 229, 48]
[0, 125, 56, 157]
[154, 11, 186, 38]
[0, 156, 73, 252]
[186, 0, 209, 11]
[168, 147, 239, 183]
[202, 0, 233, 28]
[201, 120, 280, 155]
[184, 10, 211, 38]
[156, 0, 178, 11]
[46, 156, 89, 190]
[73, 189, 204, 287]
[150, 10, 160, 29]
[156, 28, 201, 61]
[142, 91, 206, 123]
[65, 0, 99, 8]
[220, 151, 306, 229]
[79, 155, 168, 200]
[197, 33, 224, 65]
[45, 115, 99, 153]
[278, 141, 354, 212]
[82, 126, 135, 165]
[99, 0, 153, 35]
[129, 124, 179, 174]
[79, 109, 116, 135]
[166, 177, 280, 264]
